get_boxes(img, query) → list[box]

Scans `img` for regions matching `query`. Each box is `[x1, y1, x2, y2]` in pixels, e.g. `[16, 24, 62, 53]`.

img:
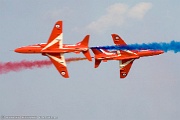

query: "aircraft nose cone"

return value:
[14, 48, 23, 53]
[156, 50, 164, 54]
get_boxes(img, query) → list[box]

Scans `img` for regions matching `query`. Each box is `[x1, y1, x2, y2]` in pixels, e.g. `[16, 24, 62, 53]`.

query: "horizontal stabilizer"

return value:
[83, 50, 92, 61]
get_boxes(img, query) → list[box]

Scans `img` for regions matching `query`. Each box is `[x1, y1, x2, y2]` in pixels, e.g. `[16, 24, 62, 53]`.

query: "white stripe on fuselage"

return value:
[123, 50, 137, 55]
[99, 49, 115, 55]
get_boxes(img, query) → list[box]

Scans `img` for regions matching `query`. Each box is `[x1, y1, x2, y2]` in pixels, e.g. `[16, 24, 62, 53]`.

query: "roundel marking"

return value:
[115, 36, 120, 40]
[123, 73, 127, 76]
[61, 71, 66, 75]
[55, 24, 60, 29]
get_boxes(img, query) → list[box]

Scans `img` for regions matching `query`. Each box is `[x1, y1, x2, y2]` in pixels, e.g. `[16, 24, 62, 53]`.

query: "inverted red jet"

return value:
[91, 34, 164, 78]
[15, 20, 92, 78]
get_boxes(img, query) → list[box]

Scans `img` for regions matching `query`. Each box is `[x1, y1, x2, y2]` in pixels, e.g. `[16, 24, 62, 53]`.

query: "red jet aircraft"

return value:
[15, 20, 92, 78]
[91, 34, 164, 78]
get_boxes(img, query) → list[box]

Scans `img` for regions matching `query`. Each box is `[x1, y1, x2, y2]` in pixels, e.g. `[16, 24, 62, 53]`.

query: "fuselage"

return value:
[95, 50, 164, 60]
[133, 50, 164, 57]
[14, 43, 89, 54]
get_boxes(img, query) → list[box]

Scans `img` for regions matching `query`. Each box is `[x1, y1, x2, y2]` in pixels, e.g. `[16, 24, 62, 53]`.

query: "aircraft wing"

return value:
[111, 34, 127, 46]
[119, 59, 134, 78]
[42, 21, 63, 51]
[46, 53, 69, 78]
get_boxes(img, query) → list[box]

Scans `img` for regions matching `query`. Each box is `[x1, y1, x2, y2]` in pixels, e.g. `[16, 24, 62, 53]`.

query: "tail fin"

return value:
[77, 35, 92, 61]
[76, 35, 89, 46]
[111, 34, 127, 46]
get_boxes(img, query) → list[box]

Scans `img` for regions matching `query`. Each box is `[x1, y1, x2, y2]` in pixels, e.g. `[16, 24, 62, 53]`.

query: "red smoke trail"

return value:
[0, 57, 87, 74]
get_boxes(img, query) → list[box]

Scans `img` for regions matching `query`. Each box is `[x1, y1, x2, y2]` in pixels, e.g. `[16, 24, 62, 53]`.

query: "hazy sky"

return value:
[0, 0, 180, 120]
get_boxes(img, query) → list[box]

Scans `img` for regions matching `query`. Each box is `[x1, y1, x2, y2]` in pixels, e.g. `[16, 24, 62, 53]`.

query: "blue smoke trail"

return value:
[91, 40, 180, 53]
